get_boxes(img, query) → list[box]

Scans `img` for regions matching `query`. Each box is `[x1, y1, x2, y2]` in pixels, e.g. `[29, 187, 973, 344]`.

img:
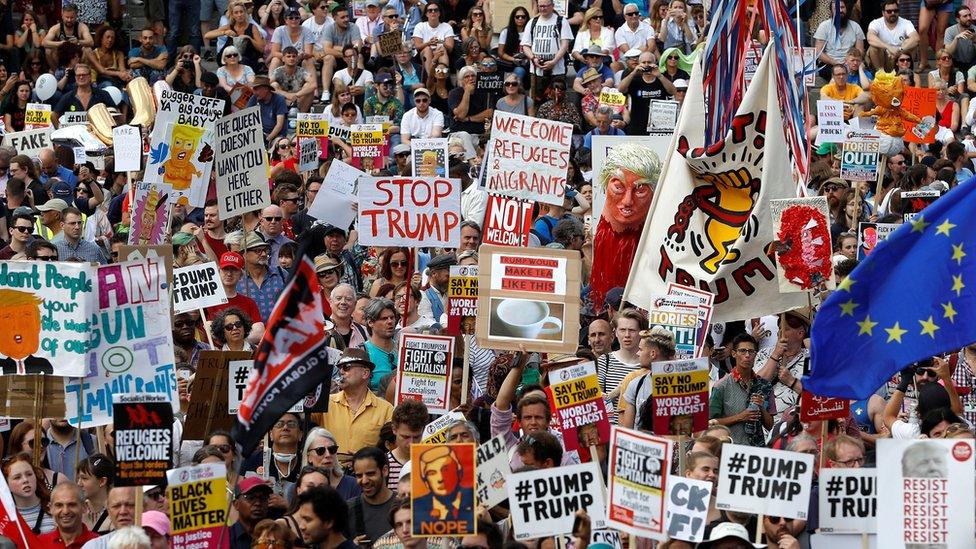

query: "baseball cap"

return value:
[36, 199, 69, 213]
[141, 511, 170, 536]
[375, 72, 393, 84]
[392, 143, 411, 155]
[12, 206, 36, 216]
[219, 251, 245, 270]
[605, 287, 625, 310]
[673, 78, 689, 89]
[413, 87, 431, 98]
[698, 522, 764, 548]
[323, 224, 347, 237]
[51, 181, 72, 199]
[200, 72, 219, 87]
[818, 176, 849, 191]
[285, 6, 301, 16]
[235, 476, 273, 497]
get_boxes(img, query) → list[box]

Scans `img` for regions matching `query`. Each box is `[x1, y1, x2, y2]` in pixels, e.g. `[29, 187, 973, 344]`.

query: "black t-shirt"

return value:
[447, 86, 488, 134]
[626, 76, 670, 135]
[54, 87, 115, 116]
[2, 100, 25, 132]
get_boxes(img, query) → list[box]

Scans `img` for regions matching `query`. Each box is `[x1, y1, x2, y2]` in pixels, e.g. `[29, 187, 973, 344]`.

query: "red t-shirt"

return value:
[39, 526, 100, 548]
[197, 232, 229, 258]
[207, 293, 263, 324]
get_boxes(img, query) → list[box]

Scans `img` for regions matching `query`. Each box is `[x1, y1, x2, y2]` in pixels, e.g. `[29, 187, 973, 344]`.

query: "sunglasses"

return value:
[917, 368, 938, 378]
[225, 53, 239, 58]
[280, 197, 299, 203]
[591, 14, 603, 19]
[898, 57, 912, 62]
[338, 363, 367, 371]
[395, 152, 410, 158]
[390, 260, 408, 267]
[940, 56, 951, 61]
[286, 14, 301, 19]
[278, 143, 292, 149]
[13, 225, 32, 233]
[34, 254, 58, 261]
[415, 97, 430, 103]
[625, 11, 639, 16]
[767, 517, 794, 524]
[505, 81, 519, 87]
[214, 444, 232, 454]
[309, 445, 339, 456]
[426, 7, 439, 12]
[514, 14, 527, 19]
[27, 437, 50, 449]
[263, 216, 283, 222]
[884, 8, 898, 13]
[224, 321, 244, 331]
[173, 320, 196, 328]
[822, 184, 845, 192]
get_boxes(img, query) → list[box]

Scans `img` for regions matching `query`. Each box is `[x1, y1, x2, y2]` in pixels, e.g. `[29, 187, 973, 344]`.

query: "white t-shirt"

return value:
[401, 107, 445, 139]
[814, 20, 865, 62]
[573, 27, 616, 55]
[614, 21, 654, 53]
[623, 371, 653, 428]
[334, 68, 374, 88]
[412, 21, 454, 43]
[520, 13, 574, 76]
[867, 17, 916, 48]
[303, 16, 332, 53]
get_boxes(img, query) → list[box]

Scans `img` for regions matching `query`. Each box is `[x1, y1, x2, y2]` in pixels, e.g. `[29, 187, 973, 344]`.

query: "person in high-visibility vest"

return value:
[34, 199, 68, 241]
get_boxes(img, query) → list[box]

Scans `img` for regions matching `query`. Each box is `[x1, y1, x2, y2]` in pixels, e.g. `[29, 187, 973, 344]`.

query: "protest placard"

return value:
[606, 427, 670, 539]
[411, 138, 449, 177]
[716, 445, 814, 519]
[60, 111, 88, 127]
[647, 299, 699, 358]
[665, 475, 712, 543]
[307, 160, 363, 230]
[172, 262, 227, 314]
[411, 443, 477, 537]
[24, 103, 51, 129]
[117, 245, 174, 288]
[421, 410, 466, 443]
[840, 139, 881, 182]
[901, 86, 937, 144]
[146, 89, 225, 207]
[818, 469, 876, 534]
[817, 100, 845, 143]
[297, 113, 330, 138]
[547, 361, 609, 456]
[799, 391, 849, 422]
[128, 180, 174, 246]
[65, 258, 178, 427]
[666, 283, 714, 356]
[650, 358, 709, 435]
[856, 222, 899, 260]
[358, 177, 461, 247]
[475, 434, 511, 509]
[2, 127, 51, 160]
[183, 351, 251, 439]
[485, 111, 572, 205]
[167, 462, 229, 549]
[298, 138, 320, 172]
[215, 106, 270, 218]
[482, 194, 533, 247]
[509, 461, 607, 540]
[396, 334, 455, 414]
[227, 358, 303, 415]
[598, 88, 626, 112]
[0, 376, 65, 418]
[351, 123, 385, 172]
[555, 530, 622, 549]
[901, 189, 941, 222]
[770, 197, 835, 294]
[113, 124, 143, 172]
[809, 534, 878, 549]
[648, 100, 679, 133]
[329, 123, 351, 143]
[447, 265, 478, 336]
[0, 261, 95, 377]
[877, 439, 974, 548]
[378, 30, 403, 56]
[112, 393, 173, 486]
[476, 72, 503, 93]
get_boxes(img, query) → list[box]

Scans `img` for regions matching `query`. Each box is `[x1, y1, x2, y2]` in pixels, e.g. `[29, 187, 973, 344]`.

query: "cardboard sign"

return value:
[172, 262, 227, 314]
[817, 100, 845, 143]
[358, 177, 461, 247]
[298, 137, 320, 172]
[146, 89, 225, 207]
[650, 358, 709, 435]
[113, 125, 143, 172]
[183, 351, 251, 439]
[411, 138, 449, 177]
[227, 358, 302, 415]
[396, 334, 455, 414]
[901, 189, 941, 222]
[648, 100, 679, 133]
[485, 111, 572, 205]
[447, 265, 478, 336]
[877, 439, 974, 548]
[508, 461, 607, 540]
[215, 106, 271, 218]
[0, 376, 66, 419]
[819, 469, 877, 534]
[665, 475, 712, 543]
[900, 86, 937, 144]
[666, 283, 714, 357]
[65, 258, 178, 427]
[112, 393, 173, 486]
[647, 305, 699, 359]
[477, 245, 582, 354]
[716, 445, 814, 520]
[296, 113, 330, 138]
[606, 427, 671, 539]
[0, 261, 96, 377]
[482, 194, 533, 247]
[378, 30, 403, 56]
[771, 197, 835, 294]
[421, 410, 466, 443]
[116, 245, 174, 289]
[128, 180, 174, 246]
[799, 391, 849, 422]
[856, 222, 899, 260]
[410, 443, 477, 537]
[546, 361, 610, 455]
[840, 139, 881, 182]
[167, 462, 229, 549]
[2, 127, 52, 160]
[475, 434, 511, 509]
[24, 103, 51, 129]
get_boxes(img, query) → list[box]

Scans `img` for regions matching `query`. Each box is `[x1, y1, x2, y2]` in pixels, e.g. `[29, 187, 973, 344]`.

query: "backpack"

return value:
[528, 14, 564, 57]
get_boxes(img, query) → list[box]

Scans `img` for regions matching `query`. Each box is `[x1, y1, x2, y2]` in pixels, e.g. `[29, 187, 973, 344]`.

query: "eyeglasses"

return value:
[734, 348, 757, 355]
[898, 57, 911, 62]
[592, 14, 603, 19]
[224, 321, 244, 331]
[426, 7, 439, 12]
[395, 152, 410, 158]
[286, 14, 301, 19]
[274, 420, 299, 429]
[472, 11, 483, 16]
[225, 52, 239, 58]
[822, 184, 845, 192]
[75, 72, 91, 77]
[893, 159, 906, 165]
[940, 56, 951, 61]
[415, 97, 430, 103]
[668, 55, 678, 60]
[13, 225, 32, 233]
[514, 14, 527, 19]
[26, 437, 50, 449]
[247, 247, 270, 254]
[916, 368, 938, 378]
[309, 445, 339, 456]
[263, 216, 283, 222]
[832, 456, 864, 466]
[338, 363, 367, 371]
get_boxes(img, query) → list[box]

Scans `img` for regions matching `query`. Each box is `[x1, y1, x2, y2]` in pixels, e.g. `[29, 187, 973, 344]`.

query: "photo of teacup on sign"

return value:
[489, 298, 564, 342]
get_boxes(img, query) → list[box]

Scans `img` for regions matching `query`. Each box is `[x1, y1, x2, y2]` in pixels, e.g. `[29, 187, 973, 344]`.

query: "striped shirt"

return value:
[386, 450, 404, 492]
[55, 238, 107, 264]
[597, 351, 640, 422]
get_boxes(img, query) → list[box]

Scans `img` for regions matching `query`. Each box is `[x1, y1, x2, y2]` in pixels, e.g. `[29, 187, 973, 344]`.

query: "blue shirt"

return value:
[386, 0, 422, 39]
[55, 238, 107, 264]
[39, 165, 78, 191]
[363, 340, 397, 392]
[236, 267, 287, 322]
[583, 126, 625, 150]
[576, 64, 614, 83]
[246, 93, 289, 137]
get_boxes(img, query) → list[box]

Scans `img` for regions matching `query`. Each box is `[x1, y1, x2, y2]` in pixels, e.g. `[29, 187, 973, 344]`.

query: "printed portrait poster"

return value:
[447, 265, 478, 336]
[484, 111, 573, 205]
[856, 222, 899, 260]
[770, 197, 835, 294]
[900, 86, 937, 144]
[876, 439, 975, 548]
[716, 445, 814, 520]
[358, 177, 461, 248]
[650, 358, 709, 435]
[128, 181, 174, 246]
[482, 194, 533, 248]
[665, 475, 712, 543]
[167, 462, 230, 549]
[396, 334, 455, 414]
[411, 443, 477, 537]
[65, 258, 179, 427]
[607, 427, 671, 540]
[818, 468, 877, 534]
[412, 138, 449, 177]
[475, 434, 511, 509]
[112, 392, 173, 486]
[476, 245, 582, 354]
[546, 361, 610, 456]
[508, 462, 607, 540]
[0, 261, 96, 377]
[145, 89, 225, 207]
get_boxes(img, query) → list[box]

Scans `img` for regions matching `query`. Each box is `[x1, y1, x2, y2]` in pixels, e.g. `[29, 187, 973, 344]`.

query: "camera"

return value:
[181, 60, 193, 70]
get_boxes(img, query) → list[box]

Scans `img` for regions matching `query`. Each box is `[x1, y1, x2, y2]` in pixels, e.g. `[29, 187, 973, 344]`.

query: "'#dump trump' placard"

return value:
[716, 445, 814, 520]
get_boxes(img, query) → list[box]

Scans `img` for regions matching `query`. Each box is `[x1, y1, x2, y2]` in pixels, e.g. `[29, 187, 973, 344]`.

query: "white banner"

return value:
[475, 433, 511, 509]
[2, 127, 51, 160]
[484, 111, 572, 205]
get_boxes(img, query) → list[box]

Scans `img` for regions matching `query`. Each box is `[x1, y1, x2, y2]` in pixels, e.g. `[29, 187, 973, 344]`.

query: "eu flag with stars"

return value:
[805, 179, 976, 399]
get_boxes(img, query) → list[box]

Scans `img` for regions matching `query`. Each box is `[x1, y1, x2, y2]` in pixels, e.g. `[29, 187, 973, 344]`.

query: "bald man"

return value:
[81, 487, 137, 549]
[257, 204, 294, 268]
[38, 148, 78, 189]
[588, 319, 614, 356]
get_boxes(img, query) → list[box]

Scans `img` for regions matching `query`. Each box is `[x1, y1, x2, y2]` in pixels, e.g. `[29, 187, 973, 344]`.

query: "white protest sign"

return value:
[715, 444, 814, 520]
[171, 262, 228, 314]
[606, 426, 671, 540]
[810, 534, 878, 549]
[485, 111, 572, 205]
[665, 475, 711, 543]
[411, 138, 449, 177]
[421, 410, 465, 443]
[395, 333, 454, 414]
[475, 433, 511, 508]
[60, 111, 88, 127]
[215, 106, 270, 218]
[508, 461, 607, 540]
[298, 138, 320, 172]
[648, 100, 679, 133]
[228, 359, 301, 414]
[358, 177, 461, 247]
[818, 468, 876, 534]
[877, 439, 974, 548]
[817, 100, 845, 143]
[3, 127, 51, 159]
[306, 160, 363, 229]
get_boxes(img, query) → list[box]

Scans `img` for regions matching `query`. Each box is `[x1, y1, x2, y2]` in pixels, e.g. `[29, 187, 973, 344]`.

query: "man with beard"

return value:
[945, 7, 976, 72]
[237, 232, 286, 323]
[818, 176, 849, 226]
[348, 447, 396, 546]
[761, 515, 806, 549]
[229, 478, 274, 549]
[589, 142, 662, 314]
[866, 0, 920, 71]
[46, 419, 94, 480]
[363, 298, 398, 390]
[199, 199, 228, 257]
[322, 225, 363, 291]
[243, 413, 303, 514]
[40, 484, 99, 547]
[814, 0, 864, 81]
[296, 486, 357, 549]
[172, 311, 211, 369]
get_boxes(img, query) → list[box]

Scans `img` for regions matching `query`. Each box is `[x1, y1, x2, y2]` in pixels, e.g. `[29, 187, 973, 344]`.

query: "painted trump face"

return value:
[602, 168, 654, 233]
[422, 451, 462, 497]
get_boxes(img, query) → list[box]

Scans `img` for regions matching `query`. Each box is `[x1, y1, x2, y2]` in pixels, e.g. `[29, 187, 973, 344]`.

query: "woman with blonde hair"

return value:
[460, 6, 492, 51]
[205, 0, 266, 70]
[572, 6, 616, 69]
